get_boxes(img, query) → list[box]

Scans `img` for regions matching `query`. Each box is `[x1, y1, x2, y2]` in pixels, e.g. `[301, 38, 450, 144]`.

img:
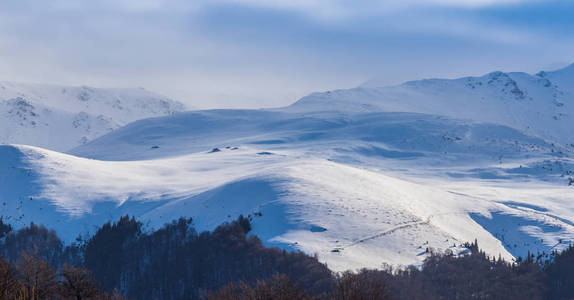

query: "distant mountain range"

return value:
[0, 82, 185, 151]
[1, 65, 574, 272]
[289, 63, 574, 146]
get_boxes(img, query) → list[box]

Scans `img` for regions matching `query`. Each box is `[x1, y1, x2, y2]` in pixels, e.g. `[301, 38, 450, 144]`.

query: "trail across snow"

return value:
[337, 218, 432, 251]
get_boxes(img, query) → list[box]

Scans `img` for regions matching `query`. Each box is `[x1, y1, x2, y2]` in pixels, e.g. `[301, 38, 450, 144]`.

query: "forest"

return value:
[0, 215, 573, 299]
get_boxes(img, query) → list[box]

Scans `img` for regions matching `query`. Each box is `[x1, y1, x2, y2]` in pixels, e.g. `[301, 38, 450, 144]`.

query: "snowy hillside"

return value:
[2, 65, 574, 272]
[2, 106, 574, 271]
[0, 82, 185, 151]
[288, 64, 574, 146]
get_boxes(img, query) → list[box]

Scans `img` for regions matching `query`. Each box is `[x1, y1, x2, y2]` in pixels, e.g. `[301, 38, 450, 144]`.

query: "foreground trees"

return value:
[17, 253, 59, 299]
[204, 274, 311, 300]
[332, 270, 391, 300]
[0, 216, 573, 299]
[60, 264, 102, 300]
[0, 256, 22, 299]
[0, 255, 121, 300]
[0, 216, 333, 299]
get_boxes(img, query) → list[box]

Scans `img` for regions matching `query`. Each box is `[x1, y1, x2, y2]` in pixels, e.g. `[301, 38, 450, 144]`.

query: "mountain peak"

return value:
[0, 82, 186, 151]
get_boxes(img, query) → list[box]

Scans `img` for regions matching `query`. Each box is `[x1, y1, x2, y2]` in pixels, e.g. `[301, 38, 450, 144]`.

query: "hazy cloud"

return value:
[0, 0, 571, 109]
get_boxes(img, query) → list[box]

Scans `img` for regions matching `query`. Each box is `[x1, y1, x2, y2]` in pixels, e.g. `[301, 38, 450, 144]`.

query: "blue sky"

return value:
[0, 0, 573, 108]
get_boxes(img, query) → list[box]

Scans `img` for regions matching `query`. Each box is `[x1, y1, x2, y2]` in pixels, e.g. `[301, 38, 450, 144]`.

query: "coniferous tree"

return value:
[84, 216, 141, 292]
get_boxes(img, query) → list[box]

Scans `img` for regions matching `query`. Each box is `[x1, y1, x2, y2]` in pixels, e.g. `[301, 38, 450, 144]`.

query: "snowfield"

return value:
[1, 64, 574, 271]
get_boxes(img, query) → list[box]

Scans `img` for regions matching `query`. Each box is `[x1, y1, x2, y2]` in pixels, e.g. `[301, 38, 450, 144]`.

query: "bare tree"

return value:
[95, 288, 128, 300]
[16, 253, 59, 300]
[204, 274, 312, 300]
[0, 256, 23, 299]
[59, 264, 101, 300]
[332, 270, 391, 300]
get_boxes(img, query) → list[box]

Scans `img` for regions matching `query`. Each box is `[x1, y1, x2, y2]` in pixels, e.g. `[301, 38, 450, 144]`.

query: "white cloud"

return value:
[0, 0, 568, 109]
[421, 0, 530, 7]
[206, 0, 536, 19]
[5, 0, 533, 19]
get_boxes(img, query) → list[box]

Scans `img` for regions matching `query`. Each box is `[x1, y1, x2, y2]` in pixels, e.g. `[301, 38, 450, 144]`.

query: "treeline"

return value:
[0, 216, 332, 299]
[0, 255, 124, 299]
[0, 216, 574, 299]
[207, 240, 574, 300]
[206, 241, 574, 300]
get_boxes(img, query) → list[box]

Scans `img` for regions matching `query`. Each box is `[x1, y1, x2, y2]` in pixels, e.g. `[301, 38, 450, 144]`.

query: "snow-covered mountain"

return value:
[288, 64, 574, 146]
[2, 108, 574, 271]
[0, 82, 185, 151]
[1, 65, 574, 272]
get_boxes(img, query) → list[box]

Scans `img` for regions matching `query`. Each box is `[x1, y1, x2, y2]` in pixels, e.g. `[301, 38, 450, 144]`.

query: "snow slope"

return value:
[70, 110, 565, 164]
[2, 107, 574, 271]
[2, 65, 574, 271]
[0, 82, 185, 151]
[287, 64, 574, 146]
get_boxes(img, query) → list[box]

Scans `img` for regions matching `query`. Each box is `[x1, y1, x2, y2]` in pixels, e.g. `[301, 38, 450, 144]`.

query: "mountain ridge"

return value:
[2, 64, 574, 271]
[287, 64, 574, 146]
[0, 81, 186, 151]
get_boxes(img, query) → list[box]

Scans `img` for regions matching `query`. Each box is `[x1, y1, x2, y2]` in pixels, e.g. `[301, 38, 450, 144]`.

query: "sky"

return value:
[0, 0, 573, 109]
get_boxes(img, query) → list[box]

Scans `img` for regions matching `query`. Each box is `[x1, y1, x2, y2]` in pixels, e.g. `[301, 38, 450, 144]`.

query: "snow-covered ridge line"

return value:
[286, 63, 574, 145]
[0, 81, 186, 151]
